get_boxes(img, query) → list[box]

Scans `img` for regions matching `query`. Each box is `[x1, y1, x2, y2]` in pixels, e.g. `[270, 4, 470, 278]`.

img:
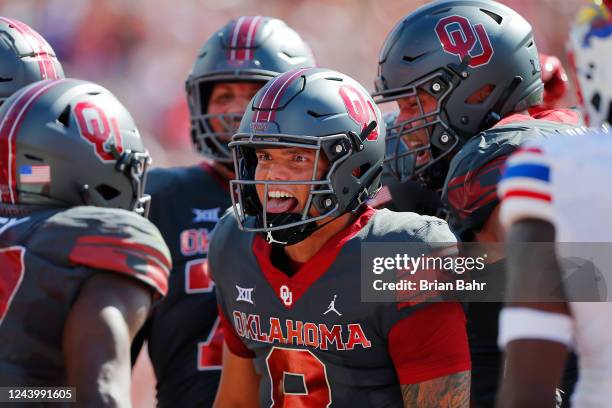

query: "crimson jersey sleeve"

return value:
[217, 304, 255, 358]
[388, 302, 470, 384]
[27, 206, 172, 296]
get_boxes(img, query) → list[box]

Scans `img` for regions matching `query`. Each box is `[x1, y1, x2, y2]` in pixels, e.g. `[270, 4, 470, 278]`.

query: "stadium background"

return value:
[0, 0, 589, 405]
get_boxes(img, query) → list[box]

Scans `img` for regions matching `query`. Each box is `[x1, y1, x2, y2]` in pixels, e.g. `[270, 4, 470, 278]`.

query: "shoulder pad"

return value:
[29, 206, 172, 295]
[366, 209, 456, 244]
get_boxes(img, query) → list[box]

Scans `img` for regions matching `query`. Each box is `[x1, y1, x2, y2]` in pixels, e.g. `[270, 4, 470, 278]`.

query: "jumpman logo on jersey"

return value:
[323, 295, 342, 316]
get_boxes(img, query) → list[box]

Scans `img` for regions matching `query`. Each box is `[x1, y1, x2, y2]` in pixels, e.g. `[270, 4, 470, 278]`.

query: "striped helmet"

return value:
[0, 17, 64, 106]
[0, 79, 151, 216]
[230, 68, 385, 245]
[186, 16, 315, 162]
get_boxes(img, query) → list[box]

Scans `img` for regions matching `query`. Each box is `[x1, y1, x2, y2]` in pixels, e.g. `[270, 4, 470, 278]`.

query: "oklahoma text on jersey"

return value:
[232, 311, 372, 351]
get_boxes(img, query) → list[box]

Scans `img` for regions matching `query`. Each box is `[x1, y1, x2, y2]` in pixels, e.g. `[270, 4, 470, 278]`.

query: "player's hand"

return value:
[539, 53, 568, 109]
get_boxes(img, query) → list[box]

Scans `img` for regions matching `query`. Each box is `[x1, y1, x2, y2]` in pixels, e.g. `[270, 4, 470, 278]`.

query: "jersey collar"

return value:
[252, 206, 376, 309]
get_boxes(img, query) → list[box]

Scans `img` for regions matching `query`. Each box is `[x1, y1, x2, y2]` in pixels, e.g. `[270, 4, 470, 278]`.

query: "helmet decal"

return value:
[338, 84, 379, 141]
[228, 16, 264, 61]
[74, 101, 125, 162]
[434, 15, 494, 68]
[252, 67, 309, 124]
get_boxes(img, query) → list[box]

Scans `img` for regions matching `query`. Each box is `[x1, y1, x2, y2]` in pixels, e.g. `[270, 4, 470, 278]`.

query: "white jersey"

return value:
[498, 128, 612, 408]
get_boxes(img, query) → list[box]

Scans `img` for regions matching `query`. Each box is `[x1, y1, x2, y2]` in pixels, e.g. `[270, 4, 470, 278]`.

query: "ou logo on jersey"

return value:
[434, 15, 494, 68]
[279, 285, 293, 306]
[74, 101, 124, 162]
[338, 84, 379, 141]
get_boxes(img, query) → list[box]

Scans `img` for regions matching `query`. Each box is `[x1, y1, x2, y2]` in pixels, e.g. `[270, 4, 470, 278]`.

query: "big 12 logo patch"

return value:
[74, 101, 124, 162]
[435, 15, 494, 68]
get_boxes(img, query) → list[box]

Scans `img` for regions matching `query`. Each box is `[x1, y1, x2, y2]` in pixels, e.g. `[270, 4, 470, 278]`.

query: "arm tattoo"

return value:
[401, 370, 470, 408]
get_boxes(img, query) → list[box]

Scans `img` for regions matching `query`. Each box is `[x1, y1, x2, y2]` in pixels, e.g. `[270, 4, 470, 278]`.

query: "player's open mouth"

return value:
[407, 141, 431, 167]
[266, 190, 298, 213]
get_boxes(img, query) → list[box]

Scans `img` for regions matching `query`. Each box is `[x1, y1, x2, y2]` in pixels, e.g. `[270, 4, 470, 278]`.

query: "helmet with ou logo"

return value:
[0, 16, 64, 106]
[0, 78, 151, 216]
[567, 0, 612, 126]
[230, 67, 385, 246]
[374, 0, 543, 189]
[186, 16, 316, 163]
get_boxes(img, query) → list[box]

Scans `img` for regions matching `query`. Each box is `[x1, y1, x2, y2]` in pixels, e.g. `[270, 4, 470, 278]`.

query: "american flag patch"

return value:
[19, 165, 50, 184]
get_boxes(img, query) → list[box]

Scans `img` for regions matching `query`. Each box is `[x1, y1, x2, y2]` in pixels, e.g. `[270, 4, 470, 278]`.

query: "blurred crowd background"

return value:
[0, 0, 588, 169]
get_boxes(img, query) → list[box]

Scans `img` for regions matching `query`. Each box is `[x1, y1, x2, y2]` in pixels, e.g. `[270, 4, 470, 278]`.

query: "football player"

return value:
[497, 127, 611, 407]
[373, 1, 582, 406]
[0, 16, 64, 105]
[0, 79, 171, 405]
[136, 17, 316, 407]
[211, 67, 471, 407]
[567, 0, 612, 126]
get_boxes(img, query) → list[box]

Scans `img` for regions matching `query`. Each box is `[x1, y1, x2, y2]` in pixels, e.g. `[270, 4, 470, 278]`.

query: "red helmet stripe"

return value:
[244, 16, 263, 60]
[229, 16, 247, 61]
[0, 79, 65, 204]
[231, 16, 263, 61]
[235, 16, 253, 60]
[0, 17, 60, 80]
[254, 68, 309, 123]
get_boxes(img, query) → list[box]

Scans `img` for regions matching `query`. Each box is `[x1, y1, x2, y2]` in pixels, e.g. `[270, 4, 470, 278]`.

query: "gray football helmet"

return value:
[230, 67, 385, 245]
[186, 16, 315, 162]
[0, 79, 151, 216]
[374, 0, 543, 189]
[0, 17, 64, 106]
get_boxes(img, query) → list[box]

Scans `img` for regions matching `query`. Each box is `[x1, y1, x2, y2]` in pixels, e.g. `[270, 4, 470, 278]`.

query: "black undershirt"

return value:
[270, 245, 303, 277]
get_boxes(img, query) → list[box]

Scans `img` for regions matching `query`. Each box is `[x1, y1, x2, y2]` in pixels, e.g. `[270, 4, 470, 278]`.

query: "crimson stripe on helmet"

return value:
[40, 57, 59, 80]
[229, 16, 246, 61]
[244, 16, 263, 60]
[253, 68, 309, 123]
[264, 68, 309, 122]
[235, 16, 254, 60]
[0, 17, 58, 80]
[0, 79, 65, 204]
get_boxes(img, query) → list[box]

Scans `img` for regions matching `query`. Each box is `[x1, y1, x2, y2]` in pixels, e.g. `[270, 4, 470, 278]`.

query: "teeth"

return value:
[268, 190, 294, 199]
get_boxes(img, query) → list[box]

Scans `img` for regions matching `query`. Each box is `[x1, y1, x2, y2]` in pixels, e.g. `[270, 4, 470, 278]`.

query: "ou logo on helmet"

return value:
[74, 101, 124, 162]
[338, 84, 379, 141]
[435, 15, 494, 68]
